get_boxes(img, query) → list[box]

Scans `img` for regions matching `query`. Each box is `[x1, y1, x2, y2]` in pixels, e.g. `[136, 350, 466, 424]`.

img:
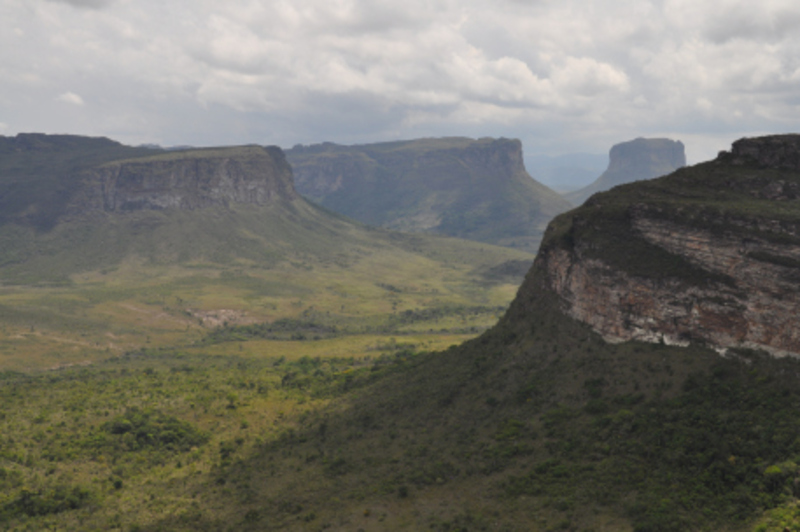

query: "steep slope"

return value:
[565, 137, 685, 205]
[0, 133, 159, 230]
[521, 134, 800, 356]
[286, 137, 572, 252]
[0, 135, 533, 369]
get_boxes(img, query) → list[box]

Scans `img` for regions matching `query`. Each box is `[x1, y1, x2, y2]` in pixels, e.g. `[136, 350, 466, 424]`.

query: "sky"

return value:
[3, 0, 800, 165]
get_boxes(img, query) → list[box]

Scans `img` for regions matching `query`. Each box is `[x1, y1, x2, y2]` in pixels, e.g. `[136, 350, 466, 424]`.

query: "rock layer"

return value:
[69, 146, 296, 215]
[512, 135, 800, 356]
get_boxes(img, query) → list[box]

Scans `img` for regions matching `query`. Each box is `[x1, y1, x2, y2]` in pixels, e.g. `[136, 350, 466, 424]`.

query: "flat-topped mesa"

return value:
[565, 137, 685, 206]
[71, 145, 297, 214]
[506, 134, 800, 357]
[286, 137, 571, 253]
[724, 134, 800, 171]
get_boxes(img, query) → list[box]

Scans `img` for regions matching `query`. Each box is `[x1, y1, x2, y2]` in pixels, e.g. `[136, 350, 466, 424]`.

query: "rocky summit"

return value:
[508, 134, 800, 357]
[565, 137, 686, 205]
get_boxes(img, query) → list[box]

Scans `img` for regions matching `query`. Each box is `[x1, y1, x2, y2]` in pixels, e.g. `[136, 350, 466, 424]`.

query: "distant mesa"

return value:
[70, 146, 297, 214]
[564, 137, 686, 206]
[286, 137, 572, 253]
[506, 134, 800, 357]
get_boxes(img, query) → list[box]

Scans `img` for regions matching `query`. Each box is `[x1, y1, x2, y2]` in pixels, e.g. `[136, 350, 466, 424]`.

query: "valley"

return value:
[2, 133, 800, 532]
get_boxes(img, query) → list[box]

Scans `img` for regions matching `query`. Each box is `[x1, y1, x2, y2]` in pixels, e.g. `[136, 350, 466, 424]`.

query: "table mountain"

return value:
[286, 137, 572, 253]
[564, 137, 686, 205]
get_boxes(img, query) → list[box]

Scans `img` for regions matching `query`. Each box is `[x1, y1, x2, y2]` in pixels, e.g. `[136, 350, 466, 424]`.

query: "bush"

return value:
[97, 408, 208, 452]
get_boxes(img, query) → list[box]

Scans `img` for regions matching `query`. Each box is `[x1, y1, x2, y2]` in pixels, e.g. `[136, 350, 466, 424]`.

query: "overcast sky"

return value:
[3, 0, 800, 164]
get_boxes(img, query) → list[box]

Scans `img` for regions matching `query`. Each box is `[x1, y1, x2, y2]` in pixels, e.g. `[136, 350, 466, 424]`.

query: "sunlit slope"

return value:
[0, 139, 533, 370]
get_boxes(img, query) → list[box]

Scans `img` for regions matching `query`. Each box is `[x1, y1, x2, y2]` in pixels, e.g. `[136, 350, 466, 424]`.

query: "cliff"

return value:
[286, 137, 572, 253]
[507, 134, 800, 357]
[68, 145, 297, 215]
[565, 137, 685, 205]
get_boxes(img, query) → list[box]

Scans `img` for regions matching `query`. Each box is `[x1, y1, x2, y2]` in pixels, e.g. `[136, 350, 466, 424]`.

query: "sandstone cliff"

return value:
[286, 137, 571, 253]
[68, 145, 296, 215]
[508, 134, 800, 357]
[565, 137, 686, 206]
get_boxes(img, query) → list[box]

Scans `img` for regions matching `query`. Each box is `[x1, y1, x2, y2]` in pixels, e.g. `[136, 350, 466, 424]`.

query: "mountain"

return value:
[564, 137, 686, 205]
[285, 137, 572, 253]
[0, 133, 533, 367]
[0, 133, 160, 231]
[0, 140, 313, 282]
[524, 134, 800, 357]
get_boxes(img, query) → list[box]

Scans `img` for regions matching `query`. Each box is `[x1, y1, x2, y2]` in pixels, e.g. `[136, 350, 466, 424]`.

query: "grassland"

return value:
[0, 213, 528, 372]
[4, 289, 800, 531]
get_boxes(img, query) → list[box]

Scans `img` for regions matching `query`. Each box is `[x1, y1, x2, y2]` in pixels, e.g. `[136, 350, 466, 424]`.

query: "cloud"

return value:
[56, 92, 85, 106]
[45, 0, 113, 9]
[2, 0, 799, 164]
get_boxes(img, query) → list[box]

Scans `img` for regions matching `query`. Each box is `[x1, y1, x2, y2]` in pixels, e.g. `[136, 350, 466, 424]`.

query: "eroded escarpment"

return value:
[514, 135, 800, 357]
[68, 145, 297, 215]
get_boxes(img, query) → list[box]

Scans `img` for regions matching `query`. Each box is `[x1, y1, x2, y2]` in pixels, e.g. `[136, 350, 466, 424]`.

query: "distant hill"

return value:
[0, 133, 160, 231]
[0, 135, 531, 287]
[564, 137, 685, 205]
[286, 137, 573, 253]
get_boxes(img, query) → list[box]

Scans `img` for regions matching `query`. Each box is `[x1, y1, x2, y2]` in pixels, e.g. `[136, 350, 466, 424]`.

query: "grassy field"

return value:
[3, 290, 800, 531]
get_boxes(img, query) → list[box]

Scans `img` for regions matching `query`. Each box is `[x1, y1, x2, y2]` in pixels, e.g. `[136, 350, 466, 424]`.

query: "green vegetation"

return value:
[3, 134, 800, 530]
[3, 295, 800, 530]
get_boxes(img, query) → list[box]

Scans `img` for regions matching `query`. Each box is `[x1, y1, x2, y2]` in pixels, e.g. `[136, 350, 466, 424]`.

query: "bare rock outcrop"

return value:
[68, 146, 296, 215]
[509, 135, 800, 357]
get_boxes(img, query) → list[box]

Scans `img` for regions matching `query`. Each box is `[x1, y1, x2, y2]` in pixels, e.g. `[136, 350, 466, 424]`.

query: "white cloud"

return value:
[45, 0, 113, 9]
[0, 0, 798, 159]
[56, 92, 85, 106]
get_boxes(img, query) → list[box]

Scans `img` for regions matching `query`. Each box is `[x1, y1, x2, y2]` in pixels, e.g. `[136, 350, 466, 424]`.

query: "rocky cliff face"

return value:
[510, 135, 800, 357]
[565, 137, 685, 205]
[69, 146, 296, 215]
[286, 137, 571, 252]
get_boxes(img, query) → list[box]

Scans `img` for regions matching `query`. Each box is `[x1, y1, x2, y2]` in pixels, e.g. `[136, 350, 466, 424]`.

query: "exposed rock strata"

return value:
[520, 135, 800, 357]
[727, 134, 800, 171]
[69, 146, 296, 215]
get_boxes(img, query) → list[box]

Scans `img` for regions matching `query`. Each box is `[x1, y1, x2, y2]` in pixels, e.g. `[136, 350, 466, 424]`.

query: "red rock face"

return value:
[537, 212, 800, 357]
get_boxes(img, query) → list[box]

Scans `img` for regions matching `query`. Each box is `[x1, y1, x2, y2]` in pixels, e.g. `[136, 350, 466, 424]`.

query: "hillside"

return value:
[286, 137, 572, 253]
[0, 134, 532, 371]
[565, 137, 685, 205]
[0, 133, 159, 231]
